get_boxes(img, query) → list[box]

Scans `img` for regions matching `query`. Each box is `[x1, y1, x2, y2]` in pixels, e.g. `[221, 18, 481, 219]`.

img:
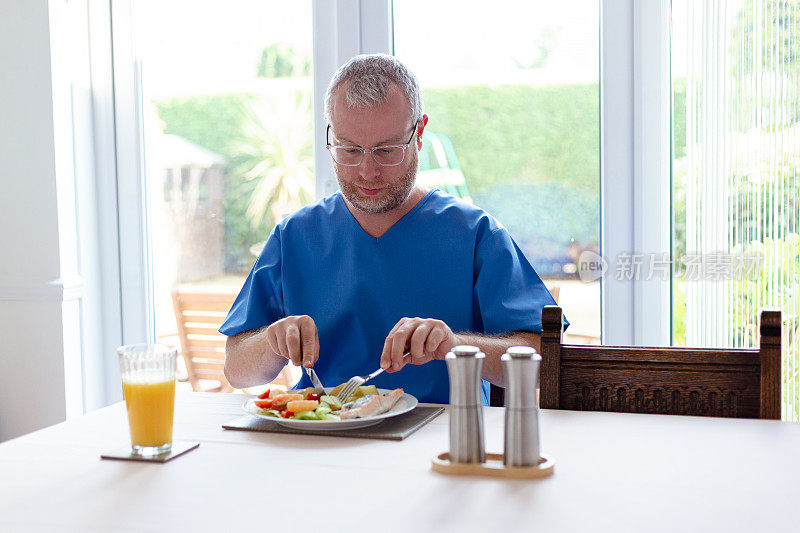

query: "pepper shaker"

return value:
[502, 346, 542, 467]
[445, 345, 486, 464]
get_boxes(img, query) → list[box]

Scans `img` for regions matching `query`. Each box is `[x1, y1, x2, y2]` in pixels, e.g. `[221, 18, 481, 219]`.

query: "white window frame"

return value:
[602, 0, 672, 345]
[311, 0, 394, 197]
[109, 0, 154, 355]
[88, 0, 126, 405]
[96, 0, 673, 403]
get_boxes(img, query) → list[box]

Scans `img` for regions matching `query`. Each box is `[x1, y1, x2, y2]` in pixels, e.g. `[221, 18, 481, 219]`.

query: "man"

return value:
[220, 54, 563, 404]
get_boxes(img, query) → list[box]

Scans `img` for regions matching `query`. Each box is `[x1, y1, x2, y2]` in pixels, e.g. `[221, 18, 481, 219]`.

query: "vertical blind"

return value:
[675, 0, 800, 420]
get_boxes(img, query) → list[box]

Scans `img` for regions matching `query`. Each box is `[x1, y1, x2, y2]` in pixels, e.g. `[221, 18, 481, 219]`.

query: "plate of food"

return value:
[242, 384, 418, 430]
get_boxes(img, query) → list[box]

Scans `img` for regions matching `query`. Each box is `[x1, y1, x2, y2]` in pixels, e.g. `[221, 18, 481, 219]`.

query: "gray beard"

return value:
[336, 152, 419, 214]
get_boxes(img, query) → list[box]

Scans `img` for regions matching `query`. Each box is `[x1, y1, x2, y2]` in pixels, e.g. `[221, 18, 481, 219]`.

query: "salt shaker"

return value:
[445, 345, 486, 464]
[502, 346, 542, 467]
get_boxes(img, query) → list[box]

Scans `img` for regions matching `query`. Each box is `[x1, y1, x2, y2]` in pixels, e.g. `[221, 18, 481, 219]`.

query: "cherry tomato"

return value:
[307, 393, 320, 402]
[281, 410, 293, 419]
[257, 389, 271, 400]
[254, 399, 273, 409]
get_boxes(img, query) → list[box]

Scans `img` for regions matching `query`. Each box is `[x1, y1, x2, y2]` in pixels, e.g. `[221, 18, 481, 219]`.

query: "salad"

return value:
[252, 385, 380, 421]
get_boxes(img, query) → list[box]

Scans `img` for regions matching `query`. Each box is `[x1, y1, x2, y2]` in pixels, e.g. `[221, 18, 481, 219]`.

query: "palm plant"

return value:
[233, 90, 314, 230]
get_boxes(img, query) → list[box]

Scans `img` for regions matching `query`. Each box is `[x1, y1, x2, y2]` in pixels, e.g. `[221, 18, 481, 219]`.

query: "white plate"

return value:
[242, 388, 418, 431]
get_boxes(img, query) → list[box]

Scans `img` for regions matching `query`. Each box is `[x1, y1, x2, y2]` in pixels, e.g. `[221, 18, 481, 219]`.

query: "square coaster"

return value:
[100, 441, 200, 463]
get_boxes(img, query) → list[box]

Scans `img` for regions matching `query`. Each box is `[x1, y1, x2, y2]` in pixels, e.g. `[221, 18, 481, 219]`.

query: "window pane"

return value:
[394, 0, 601, 343]
[672, 0, 800, 419]
[134, 0, 313, 391]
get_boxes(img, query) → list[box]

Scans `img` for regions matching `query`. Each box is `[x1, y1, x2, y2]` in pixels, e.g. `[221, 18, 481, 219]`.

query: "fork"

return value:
[335, 353, 410, 402]
[305, 367, 326, 395]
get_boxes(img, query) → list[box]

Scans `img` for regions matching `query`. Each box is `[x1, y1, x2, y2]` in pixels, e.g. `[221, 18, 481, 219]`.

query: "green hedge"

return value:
[423, 83, 599, 194]
[155, 94, 250, 155]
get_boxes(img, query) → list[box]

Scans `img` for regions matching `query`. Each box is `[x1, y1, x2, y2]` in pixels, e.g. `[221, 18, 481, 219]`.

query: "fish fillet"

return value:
[340, 388, 404, 419]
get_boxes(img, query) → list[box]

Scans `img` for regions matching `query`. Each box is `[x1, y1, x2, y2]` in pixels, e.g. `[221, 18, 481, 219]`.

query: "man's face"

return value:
[329, 84, 422, 215]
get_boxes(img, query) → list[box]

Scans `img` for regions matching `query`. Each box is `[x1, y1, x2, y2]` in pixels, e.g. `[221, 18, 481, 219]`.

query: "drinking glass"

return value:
[117, 344, 177, 456]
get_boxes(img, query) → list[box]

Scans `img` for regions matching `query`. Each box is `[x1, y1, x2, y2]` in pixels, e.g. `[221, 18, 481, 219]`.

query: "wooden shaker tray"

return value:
[431, 451, 555, 479]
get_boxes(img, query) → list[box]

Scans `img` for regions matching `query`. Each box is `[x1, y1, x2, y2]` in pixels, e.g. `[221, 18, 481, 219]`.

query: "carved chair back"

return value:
[538, 306, 781, 419]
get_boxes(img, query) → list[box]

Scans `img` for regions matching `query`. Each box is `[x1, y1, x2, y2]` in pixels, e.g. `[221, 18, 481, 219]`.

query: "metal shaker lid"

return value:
[502, 346, 540, 360]
[448, 345, 485, 359]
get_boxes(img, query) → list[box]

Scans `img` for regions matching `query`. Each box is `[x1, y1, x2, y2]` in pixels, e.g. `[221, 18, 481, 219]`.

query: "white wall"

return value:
[0, 0, 68, 441]
[0, 0, 105, 442]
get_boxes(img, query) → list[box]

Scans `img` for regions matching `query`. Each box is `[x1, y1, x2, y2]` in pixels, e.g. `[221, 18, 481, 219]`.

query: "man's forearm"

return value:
[452, 331, 541, 388]
[224, 328, 288, 389]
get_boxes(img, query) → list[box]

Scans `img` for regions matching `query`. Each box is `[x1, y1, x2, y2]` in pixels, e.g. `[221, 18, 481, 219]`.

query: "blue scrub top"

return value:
[220, 189, 564, 404]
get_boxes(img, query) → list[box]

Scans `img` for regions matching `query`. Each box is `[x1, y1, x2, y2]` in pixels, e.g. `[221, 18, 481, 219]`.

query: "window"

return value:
[672, 0, 800, 419]
[393, 0, 601, 343]
[130, 0, 314, 390]
[98, 1, 798, 419]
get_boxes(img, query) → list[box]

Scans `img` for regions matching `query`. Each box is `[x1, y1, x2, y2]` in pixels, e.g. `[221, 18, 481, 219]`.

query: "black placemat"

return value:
[222, 406, 444, 441]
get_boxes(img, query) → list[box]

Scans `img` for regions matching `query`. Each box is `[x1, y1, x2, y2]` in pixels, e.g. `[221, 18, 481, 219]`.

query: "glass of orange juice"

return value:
[117, 344, 177, 456]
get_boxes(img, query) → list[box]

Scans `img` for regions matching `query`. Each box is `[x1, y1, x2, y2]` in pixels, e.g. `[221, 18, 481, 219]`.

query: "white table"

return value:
[0, 392, 797, 532]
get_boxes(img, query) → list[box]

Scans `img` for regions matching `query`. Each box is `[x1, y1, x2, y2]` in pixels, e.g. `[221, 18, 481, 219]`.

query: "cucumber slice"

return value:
[293, 410, 318, 420]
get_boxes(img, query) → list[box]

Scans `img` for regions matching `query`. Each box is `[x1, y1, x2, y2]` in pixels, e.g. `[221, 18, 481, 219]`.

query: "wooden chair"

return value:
[537, 306, 781, 419]
[172, 288, 236, 392]
[172, 287, 293, 393]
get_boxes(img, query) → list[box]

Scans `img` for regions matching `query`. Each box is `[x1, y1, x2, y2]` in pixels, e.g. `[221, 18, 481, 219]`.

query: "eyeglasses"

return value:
[326, 124, 417, 167]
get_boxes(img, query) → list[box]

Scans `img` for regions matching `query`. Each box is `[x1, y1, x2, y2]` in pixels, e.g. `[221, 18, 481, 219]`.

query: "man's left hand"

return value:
[380, 317, 458, 372]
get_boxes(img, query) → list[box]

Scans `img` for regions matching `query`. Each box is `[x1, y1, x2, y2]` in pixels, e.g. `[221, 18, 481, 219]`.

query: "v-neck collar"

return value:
[337, 188, 439, 243]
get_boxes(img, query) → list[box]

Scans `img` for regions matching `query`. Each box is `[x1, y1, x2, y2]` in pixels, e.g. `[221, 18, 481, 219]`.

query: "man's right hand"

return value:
[265, 315, 319, 368]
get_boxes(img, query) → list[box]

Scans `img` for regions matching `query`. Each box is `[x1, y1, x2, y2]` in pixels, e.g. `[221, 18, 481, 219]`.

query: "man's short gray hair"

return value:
[324, 53, 423, 126]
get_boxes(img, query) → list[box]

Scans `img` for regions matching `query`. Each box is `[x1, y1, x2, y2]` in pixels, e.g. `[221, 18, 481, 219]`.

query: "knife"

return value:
[305, 367, 326, 395]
